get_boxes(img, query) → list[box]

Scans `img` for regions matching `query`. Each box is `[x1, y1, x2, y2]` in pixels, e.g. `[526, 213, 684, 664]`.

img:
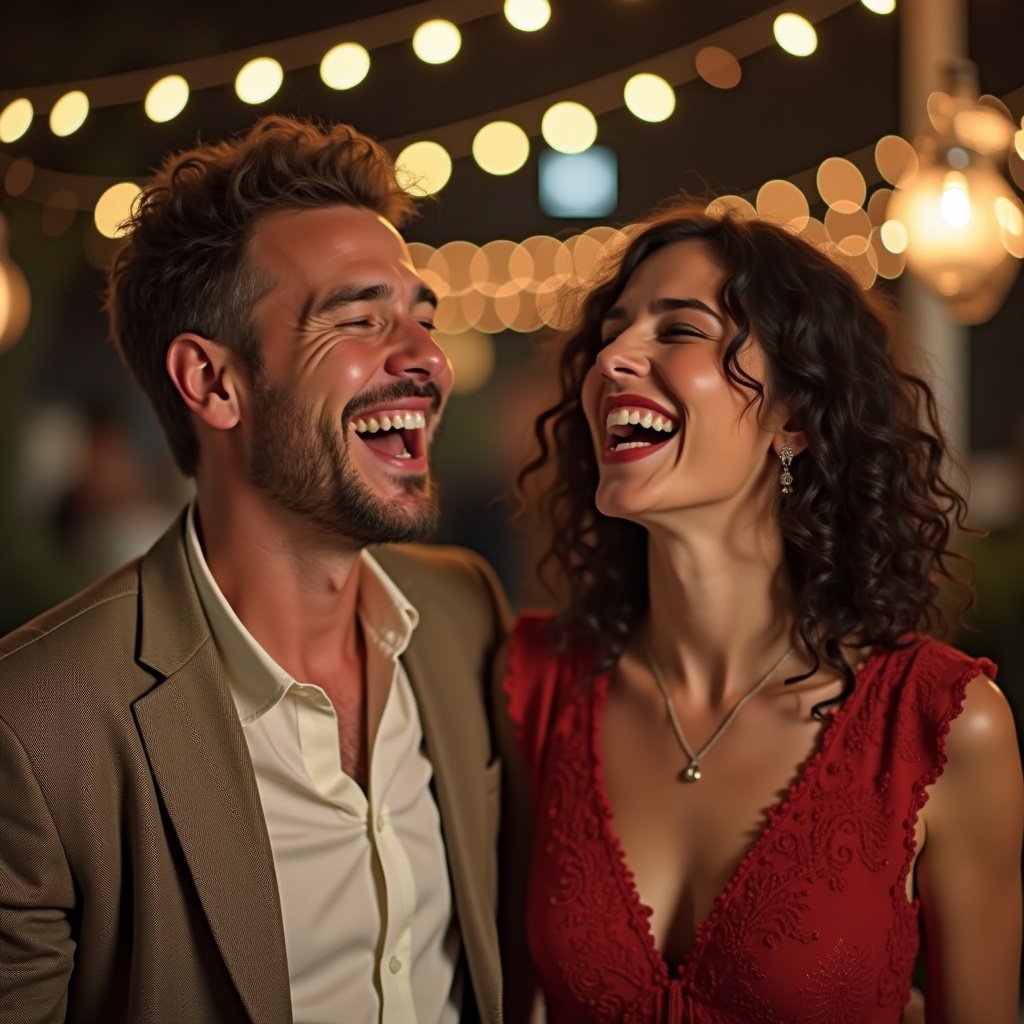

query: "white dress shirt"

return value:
[185, 507, 461, 1024]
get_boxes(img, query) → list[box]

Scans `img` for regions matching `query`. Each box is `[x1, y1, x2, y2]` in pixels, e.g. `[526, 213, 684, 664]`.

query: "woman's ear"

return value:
[166, 333, 241, 431]
[771, 421, 808, 458]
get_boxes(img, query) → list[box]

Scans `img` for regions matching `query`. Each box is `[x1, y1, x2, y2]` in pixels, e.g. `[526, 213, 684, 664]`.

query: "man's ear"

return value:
[166, 333, 242, 431]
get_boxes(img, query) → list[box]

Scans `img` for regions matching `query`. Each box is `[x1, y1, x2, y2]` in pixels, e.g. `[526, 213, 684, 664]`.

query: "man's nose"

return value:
[385, 317, 450, 383]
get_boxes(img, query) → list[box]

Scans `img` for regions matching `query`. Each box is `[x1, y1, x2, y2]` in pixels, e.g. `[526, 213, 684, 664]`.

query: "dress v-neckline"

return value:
[588, 652, 879, 981]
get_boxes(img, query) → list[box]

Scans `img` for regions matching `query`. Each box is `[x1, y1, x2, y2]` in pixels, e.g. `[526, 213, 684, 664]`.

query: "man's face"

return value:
[243, 204, 453, 545]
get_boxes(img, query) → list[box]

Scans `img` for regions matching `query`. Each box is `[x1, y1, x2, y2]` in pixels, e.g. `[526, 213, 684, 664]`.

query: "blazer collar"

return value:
[134, 512, 292, 1024]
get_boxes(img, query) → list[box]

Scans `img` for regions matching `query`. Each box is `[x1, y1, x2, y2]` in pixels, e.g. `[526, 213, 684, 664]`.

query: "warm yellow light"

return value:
[875, 135, 918, 186]
[0, 98, 33, 143]
[623, 73, 676, 124]
[503, 0, 551, 32]
[412, 20, 461, 64]
[705, 194, 757, 220]
[472, 121, 530, 175]
[1015, 129, 1024, 160]
[880, 219, 909, 254]
[145, 75, 190, 123]
[887, 162, 1022, 302]
[541, 101, 597, 154]
[235, 57, 283, 105]
[861, 0, 896, 12]
[396, 141, 452, 195]
[94, 182, 141, 239]
[756, 179, 809, 228]
[773, 14, 817, 57]
[817, 157, 867, 212]
[49, 90, 89, 137]
[320, 43, 370, 90]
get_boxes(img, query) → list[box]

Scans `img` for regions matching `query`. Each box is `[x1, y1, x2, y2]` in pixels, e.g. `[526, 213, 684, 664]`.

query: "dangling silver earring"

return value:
[779, 444, 794, 494]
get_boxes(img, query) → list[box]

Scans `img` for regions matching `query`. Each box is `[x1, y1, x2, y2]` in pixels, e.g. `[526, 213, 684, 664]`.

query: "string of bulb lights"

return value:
[3, 0, 889, 233]
[2, 0, 1023, 349]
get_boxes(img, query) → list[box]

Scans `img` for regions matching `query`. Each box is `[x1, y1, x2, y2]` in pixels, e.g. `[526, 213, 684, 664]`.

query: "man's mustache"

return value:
[344, 381, 443, 420]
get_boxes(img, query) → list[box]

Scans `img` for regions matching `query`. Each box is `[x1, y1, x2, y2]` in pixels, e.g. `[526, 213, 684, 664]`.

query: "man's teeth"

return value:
[605, 407, 677, 433]
[351, 410, 427, 434]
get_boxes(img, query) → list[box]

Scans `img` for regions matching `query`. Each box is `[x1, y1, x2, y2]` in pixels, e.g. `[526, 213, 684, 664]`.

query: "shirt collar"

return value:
[184, 503, 419, 725]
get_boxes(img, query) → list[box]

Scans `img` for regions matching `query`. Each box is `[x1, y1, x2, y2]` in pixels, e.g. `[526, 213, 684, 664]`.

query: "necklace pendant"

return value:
[681, 760, 702, 783]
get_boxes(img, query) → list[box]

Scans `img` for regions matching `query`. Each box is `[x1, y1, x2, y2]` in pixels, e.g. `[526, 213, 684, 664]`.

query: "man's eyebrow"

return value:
[303, 281, 438, 325]
[602, 296, 724, 328]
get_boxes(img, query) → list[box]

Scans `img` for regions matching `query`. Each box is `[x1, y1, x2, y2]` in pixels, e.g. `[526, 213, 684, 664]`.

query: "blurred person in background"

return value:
[0, 115, 508, 1024]
[497, 202, 1022, 1024]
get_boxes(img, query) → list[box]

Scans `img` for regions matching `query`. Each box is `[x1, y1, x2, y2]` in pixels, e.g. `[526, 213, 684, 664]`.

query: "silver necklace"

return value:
[645, 638, 795, 783]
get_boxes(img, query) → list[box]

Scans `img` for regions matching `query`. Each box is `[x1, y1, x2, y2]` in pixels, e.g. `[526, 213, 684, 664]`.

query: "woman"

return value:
[497, 202, 1023, 1023]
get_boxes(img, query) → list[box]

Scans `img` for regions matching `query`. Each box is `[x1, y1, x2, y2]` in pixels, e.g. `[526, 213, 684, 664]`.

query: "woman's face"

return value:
[581, 239, 783, 528]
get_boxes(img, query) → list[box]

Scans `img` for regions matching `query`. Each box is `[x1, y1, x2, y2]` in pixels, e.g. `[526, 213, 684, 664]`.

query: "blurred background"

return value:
[1, 0, 1022, 741]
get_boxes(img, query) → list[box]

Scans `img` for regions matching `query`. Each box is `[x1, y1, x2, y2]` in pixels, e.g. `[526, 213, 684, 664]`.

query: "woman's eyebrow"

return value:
[602, 296, 724, 329]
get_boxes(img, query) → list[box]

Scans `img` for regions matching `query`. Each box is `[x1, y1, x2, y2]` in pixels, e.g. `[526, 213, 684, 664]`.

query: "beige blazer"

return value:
[0, 512, 509, 1024]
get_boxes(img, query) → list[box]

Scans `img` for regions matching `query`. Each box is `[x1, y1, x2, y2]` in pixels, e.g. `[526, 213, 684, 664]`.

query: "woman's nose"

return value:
[595, 330, 651, 379]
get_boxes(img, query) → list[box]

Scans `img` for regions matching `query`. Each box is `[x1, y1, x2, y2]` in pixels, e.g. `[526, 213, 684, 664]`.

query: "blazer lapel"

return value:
[133, 515, 292, 1024]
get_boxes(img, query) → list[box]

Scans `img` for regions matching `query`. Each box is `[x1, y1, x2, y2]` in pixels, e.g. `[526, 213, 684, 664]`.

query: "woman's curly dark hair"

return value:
[520, 201, 970, 707]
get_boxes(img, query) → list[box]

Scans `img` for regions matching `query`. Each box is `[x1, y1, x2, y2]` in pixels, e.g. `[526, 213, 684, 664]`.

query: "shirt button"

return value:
[382, 628, 398, 646]
[388, 955, 402, 974]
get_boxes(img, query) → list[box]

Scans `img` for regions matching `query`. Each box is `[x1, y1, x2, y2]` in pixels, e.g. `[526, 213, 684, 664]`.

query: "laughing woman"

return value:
[497, 203, 1023, 1024]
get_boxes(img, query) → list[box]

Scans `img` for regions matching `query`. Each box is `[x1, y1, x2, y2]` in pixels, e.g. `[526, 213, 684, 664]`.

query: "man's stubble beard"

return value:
[248, 373, 441, 546]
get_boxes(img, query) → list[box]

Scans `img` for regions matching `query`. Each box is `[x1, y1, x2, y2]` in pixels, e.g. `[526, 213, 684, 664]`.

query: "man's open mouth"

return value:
[351, 409, 427, 461]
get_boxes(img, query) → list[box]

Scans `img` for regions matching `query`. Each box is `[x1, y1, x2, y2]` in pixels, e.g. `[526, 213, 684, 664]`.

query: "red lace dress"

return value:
[503, 612, 995, 1024]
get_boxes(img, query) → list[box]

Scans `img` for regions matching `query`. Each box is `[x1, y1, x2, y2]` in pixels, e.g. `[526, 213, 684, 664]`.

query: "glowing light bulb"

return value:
[861, 0, 896, 12]
[94, 182, 141, 239]
[320, 43, 370, 90]
[623, 73, 676, 123]
[396, 141, 453, 195]
[938, 172, 971, 228]
[541, 101, 597, 154]
[472, 121, 530, 175]
[773, 14, 817, 57]
[235, 58, 283, 105]
[0, 98, 33, 143]
[49, 90, 89, 137]
[412, 20, 461, 64]
[503, 0, 551, 31]
[145, 75, 190, 123]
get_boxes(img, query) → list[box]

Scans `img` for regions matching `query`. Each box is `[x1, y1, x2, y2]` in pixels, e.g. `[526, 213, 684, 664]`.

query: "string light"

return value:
[320, 43, 371, 90]
[472, 121, 530, 175]
[235, 58, 283, 104]
[0, 98, 33, 143]
[412, 20, 461, 64]
[540, 101, 597, 154]
[49, 91, 89, 137]
[860, 0, 896, 12]
[396, 141, 452, 195]
[623, 73, 676, 123]
[144, 75, 190, 123]
[773, 14, 818, 57]
[503, 0, 551, 32]
[94, 182, 141, 239]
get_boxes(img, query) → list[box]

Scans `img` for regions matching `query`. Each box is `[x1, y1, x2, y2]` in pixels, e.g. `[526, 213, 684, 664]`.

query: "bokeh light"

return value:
[94, 182, 141, 239]
[541, 101, 597, 154]
[756, 179, 809, 228]
[503, 0, 551, 32]
[695, 47, 742, 89]
[41, 189, 77, 236]
[472, 121, 530, 175]
[396, 141, 452, 196]
[861, 0, 896, 12]
[49, 90, 89, 137]
[706, 194, 757, 220]
[413, 20, 462, 64]
[623, 73, 676, 123]
[4, 157, 34, 196]
[880, 219, 909, 254]
[773, 14, 818, 57]
[144, 75, 190, 123]
[817, 157, 867, 212]
[320, 43, 371, 90]
[235, 57, 283, 104]
[0, 98, 33, 143]
[875, 135, 918, 186]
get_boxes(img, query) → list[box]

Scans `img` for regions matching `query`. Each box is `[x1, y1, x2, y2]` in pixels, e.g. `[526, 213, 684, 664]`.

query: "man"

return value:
[0, 116, 508, 1024]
